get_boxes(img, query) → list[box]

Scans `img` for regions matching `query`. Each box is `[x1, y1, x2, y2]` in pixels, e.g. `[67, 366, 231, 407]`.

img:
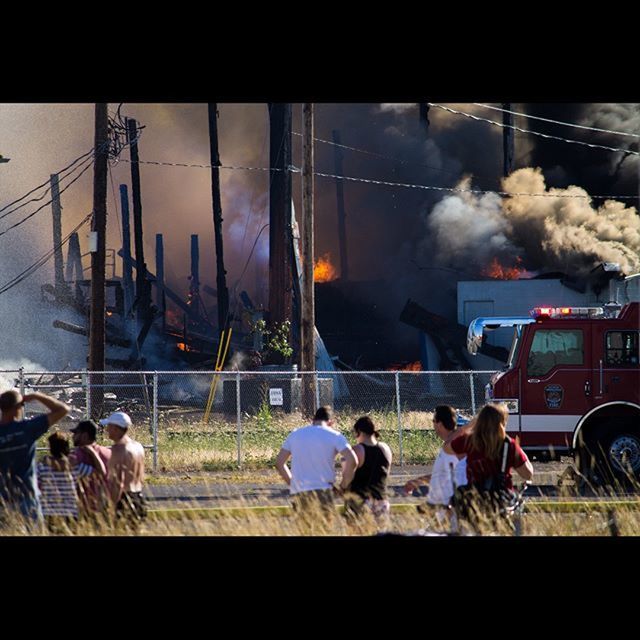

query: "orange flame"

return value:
[314, 253, 338, 283]
[386, 361, 422, 371]
[482, 257, 524, 280]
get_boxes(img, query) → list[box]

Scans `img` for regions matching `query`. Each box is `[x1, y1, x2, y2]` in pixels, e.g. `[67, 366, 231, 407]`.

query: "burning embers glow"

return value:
[314, 253, 338, 283]
[387, 361, 422, 371]
[482, 257, 524, 280]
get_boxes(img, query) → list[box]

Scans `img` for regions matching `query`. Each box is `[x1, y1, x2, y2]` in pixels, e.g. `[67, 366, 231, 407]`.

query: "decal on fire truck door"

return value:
[544, 384, 564, 409]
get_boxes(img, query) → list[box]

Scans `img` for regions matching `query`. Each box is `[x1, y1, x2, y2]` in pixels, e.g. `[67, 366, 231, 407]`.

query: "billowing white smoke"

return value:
[425, 176, 519, 270]
[425, 167, 640, 276]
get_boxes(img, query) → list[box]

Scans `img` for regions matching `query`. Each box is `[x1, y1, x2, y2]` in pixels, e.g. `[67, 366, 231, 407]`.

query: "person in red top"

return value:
[443, 403, 533, 531]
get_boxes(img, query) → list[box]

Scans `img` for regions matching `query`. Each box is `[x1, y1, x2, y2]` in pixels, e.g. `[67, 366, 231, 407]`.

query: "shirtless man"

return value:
[100, 411, 146, 527]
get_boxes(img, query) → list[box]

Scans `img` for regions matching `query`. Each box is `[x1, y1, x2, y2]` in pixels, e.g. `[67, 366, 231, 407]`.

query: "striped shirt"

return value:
[37, 461, 94, 517]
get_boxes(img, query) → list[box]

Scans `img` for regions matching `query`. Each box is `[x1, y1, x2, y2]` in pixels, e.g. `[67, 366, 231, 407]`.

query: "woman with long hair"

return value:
[443, 403, 533, 529]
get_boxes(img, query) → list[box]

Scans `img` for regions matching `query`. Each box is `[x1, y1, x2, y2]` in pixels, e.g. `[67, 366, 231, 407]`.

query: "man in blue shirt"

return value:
[0, 390, 70, 526]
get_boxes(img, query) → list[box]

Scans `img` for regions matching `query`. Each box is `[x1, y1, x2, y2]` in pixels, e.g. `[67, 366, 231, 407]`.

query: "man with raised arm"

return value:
[0, 389, 70, 524]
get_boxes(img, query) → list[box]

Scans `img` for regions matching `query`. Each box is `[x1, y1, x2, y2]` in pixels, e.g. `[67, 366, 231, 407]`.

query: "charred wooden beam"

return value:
[118, 250, 213, 328]
[52, 319, 131, 348]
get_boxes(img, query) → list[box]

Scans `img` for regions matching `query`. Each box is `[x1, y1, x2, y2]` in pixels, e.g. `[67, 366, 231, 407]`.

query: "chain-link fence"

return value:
[0, 369, 497, 471]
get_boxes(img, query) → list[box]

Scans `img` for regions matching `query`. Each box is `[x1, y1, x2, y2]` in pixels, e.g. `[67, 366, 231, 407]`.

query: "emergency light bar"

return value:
[530, 306, 604, 319]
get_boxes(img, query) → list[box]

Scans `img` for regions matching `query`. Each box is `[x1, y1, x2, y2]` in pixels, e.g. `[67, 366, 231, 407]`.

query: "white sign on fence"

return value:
[269, 388, 283, 406]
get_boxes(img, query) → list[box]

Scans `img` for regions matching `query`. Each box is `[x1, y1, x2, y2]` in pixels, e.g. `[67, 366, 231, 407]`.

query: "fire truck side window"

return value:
[605, 331, 639, 366]
[527, 330, 584, 376]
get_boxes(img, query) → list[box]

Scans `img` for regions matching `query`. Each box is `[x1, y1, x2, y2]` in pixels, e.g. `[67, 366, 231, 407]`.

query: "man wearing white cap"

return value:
[100, 411, 147, 526]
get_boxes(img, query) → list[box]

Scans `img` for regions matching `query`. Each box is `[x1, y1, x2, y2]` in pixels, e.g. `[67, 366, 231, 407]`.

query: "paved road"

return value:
[145, 461, 581, 509]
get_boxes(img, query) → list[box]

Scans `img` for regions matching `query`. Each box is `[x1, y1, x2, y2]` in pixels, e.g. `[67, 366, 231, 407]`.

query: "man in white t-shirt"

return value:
[404, 406, 469, 524]
[276, 406, 358, 522]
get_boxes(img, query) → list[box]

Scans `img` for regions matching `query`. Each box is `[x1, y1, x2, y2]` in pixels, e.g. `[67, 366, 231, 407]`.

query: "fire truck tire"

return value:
[580, 423, 640, 487]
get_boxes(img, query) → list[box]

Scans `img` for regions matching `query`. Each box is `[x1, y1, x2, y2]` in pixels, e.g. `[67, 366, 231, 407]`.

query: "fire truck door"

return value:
[520, 325, 592, 446]
[592, 322, 640, 405]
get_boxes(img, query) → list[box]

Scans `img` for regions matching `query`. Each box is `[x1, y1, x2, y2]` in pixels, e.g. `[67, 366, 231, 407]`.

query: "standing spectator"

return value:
[276, 406, 358, 526]
[0, 390, 70, 526]
[403, 406, 467, 526]
[70, 419, 111, 517]
[344, 416, 392, 525]
[101, 411, 147, 529]
[444, 403, 533, 531]
[37, 431, 94, 533]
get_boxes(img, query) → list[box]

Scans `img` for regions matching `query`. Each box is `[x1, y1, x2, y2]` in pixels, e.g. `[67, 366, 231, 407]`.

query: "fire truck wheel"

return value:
[583, 424, 640, 487]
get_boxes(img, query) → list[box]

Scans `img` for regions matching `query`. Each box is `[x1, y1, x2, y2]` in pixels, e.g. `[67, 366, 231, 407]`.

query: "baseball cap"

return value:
[99, 411, 132, 429]
[71, 419, 98, 439]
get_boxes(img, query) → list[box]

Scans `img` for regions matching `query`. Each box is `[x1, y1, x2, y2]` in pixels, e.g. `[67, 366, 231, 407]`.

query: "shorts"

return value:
[116, 491, 148, 524]
[291, 489, 335, 518]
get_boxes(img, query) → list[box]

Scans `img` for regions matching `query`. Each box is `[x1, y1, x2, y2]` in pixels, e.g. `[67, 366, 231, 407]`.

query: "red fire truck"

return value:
[467, 302, 640, 483]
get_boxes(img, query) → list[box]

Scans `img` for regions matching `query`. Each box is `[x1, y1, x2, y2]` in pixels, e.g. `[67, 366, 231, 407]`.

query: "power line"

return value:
[0, 153, 95, 223]
[0, 159, 94, 239]
[428, 103, 640, 156]
[473, 103, 640, 140]
[292, 131, 500, 186]
[312, 170, 639, 200]
[111, 158, 639, 200]
[0, 212, 92, 295]
[0, 147, 95, 217]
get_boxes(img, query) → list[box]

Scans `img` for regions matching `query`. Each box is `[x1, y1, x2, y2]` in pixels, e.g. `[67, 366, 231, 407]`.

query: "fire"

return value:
[166, 308, 181, 328]
[387, 361, 422, 371]
[314, 253, 338, 283]
[482, 257, 524, 280]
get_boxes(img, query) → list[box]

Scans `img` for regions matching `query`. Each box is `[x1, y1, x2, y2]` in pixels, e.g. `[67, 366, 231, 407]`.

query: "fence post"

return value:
[236, 371, 242, 468]
[314, 373, 320, 411]
[469, 371, 476, 415]
[152, 371, 158, 473]
[395, 371, 404, 467]
[85, 369, 91, 419]
[18, 367, 24, 396]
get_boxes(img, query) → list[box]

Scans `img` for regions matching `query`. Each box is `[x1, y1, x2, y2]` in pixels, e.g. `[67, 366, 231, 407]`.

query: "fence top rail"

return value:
[2, 369, 501, 376]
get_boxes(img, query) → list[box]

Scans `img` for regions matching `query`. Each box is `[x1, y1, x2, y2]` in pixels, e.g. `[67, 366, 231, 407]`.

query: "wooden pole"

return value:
[155, 233, 166, 332]
[88, 103, 108, 418]
[190, 234, 200, 322]
[331, 129, 349, 282]
[503, 103, 515, 177]
[301, 104, 315, 412]
[268, 103, 293, 357]
[126, 117, 151, 326]
[419, 103, 430, 134]
[207, 104, 230, 334]
[50, 173, 65, 291]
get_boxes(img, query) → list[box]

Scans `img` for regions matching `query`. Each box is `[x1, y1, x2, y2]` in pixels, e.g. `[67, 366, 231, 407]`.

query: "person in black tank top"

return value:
[344, 416, 392, 525]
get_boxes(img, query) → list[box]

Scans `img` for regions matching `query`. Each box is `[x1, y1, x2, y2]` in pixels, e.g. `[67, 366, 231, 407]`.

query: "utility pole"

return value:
[419, 103, 430, 134]
[207, 104, 230, 334]
[503, 103, 515, 177]
[88, 103, 108, 419]
[332, 130, 349, 282]
[301, 104, 316, 410]
[189, 234, 201, 323]
[268, 103, 293, 358]
[155, 234, 166, 332]
[50, 174, 65, 293]
[126, 117, 151, 327]
[119, 184, 134, 326]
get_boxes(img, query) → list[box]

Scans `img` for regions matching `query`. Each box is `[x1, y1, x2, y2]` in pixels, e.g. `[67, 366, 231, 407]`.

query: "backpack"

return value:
[452, 438, 516, 512]
[472, 438, 517, 507]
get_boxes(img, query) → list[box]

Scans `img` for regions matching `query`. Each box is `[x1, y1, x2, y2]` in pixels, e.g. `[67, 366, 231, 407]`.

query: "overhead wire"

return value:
[0, 212, 92, 295]
[472, 103, 640, 140]
[427, 103, 640, 156]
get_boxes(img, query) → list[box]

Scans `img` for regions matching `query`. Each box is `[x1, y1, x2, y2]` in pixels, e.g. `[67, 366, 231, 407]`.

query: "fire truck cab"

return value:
[467, 302, 640, 483]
